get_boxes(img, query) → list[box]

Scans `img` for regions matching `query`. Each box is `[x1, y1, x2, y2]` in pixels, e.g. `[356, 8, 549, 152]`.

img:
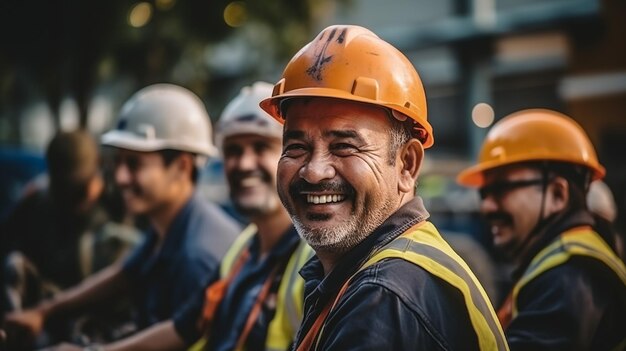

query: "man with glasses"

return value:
[458, 109, 626, 350]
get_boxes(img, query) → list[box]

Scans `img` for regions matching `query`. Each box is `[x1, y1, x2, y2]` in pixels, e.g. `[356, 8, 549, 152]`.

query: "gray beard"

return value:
[291, 199, 394, 255]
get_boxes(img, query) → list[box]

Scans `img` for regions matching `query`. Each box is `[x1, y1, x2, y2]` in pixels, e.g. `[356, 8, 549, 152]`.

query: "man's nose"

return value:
[236, 148, 257, 171]
[299, 152, 335, 184]
[480, 192, 499, 214]
[114, 163, 131, 186]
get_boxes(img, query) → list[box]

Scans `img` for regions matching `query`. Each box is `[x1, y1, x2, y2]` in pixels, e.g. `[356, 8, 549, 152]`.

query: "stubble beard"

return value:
[291, 198, 394, 255]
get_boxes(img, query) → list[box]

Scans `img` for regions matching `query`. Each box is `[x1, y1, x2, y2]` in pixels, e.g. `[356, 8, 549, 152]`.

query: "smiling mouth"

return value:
[306, 194, 345, 204]
[239, 177, 264, 187]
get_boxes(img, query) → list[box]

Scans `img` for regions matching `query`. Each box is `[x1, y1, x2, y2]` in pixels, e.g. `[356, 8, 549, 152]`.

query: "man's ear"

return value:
[547, 176, 569, 214]
[174, 153, 195, 181]
[398, 139, 423, 194]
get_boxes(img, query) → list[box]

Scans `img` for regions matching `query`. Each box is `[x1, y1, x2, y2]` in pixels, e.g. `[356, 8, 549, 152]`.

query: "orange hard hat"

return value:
[260, 24, 434, 148]
[457, 109, 605, 187]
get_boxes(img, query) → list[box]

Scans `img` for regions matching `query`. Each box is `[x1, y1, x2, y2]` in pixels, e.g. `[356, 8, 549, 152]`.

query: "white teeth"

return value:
[241, 177, 262, 187]
[306, 194, 345, 204]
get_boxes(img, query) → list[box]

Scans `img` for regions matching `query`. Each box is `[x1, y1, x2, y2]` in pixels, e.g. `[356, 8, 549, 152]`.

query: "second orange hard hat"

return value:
[457, 109, 605, 187]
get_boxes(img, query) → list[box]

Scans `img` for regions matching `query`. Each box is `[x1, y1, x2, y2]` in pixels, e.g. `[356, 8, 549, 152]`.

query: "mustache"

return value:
[230, 169, 272, 185]
[119, 184, 143, 196]
[483, 211, 513, 224]
[288, 178, 355, 197]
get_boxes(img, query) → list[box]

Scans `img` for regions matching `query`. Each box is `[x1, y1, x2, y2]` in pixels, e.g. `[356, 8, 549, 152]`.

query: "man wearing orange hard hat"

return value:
[458, 109, 626, 350]
[262, 24, 508, 350]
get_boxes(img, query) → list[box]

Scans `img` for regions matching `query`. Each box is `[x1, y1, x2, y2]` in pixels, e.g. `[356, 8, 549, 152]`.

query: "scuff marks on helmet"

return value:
[306, 27, 348, 81]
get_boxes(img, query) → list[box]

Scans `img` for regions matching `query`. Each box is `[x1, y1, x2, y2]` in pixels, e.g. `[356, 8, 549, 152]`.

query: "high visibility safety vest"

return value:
[297, 221, 509, 351]
[499, 226, 626, 326]
[189, 224, 314, 351]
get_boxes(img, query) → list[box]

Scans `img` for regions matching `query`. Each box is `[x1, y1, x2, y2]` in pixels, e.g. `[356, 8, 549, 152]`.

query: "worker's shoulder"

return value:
[348, 259, 480, 349]
[352, 258, 473, 313]
[521, 255, 624, 297]
[185, 196, 242, 235]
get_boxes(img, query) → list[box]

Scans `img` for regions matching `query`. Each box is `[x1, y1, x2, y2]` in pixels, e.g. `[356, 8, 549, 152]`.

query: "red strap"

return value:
[497, 290, 514, 330]
[296, 280, 351, 351]
[234, 265, 281, 350]
[197, 249, 250, 333]
[235, 241, 300, 349]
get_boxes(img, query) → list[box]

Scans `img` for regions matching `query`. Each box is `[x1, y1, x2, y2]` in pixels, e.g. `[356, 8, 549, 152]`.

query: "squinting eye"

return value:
[331, 143, 357, 156]
[283, 144, 307, 157]
[223, 147, 241, 158]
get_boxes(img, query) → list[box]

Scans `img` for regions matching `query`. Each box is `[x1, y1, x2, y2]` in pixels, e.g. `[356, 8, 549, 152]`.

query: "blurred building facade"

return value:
[1, 0, 624, 236]
[320, 0, 626, 240]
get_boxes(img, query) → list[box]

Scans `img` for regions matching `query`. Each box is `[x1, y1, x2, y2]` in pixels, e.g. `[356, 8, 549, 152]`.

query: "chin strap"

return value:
[510, 164, 552, 259]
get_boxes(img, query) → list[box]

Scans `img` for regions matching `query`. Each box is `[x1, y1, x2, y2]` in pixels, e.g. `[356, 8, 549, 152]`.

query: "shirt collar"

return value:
[150, 192, 199, 258]
[513, 208, 596, 279]
[248, 225, 301, 262]
[300, 197, 430, 297]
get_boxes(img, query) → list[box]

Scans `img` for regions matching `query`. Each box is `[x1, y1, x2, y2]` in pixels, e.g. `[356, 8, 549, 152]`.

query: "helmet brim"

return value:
[260, 87, 434, 149]
[101, 130, 218, 157]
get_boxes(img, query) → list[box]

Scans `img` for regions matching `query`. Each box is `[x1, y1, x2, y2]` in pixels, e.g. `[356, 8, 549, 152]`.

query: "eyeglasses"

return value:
[478, 178, 546, 200]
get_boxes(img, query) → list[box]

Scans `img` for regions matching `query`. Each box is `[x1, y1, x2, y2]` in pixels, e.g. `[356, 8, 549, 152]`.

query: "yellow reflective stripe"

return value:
[266, 240, 313, 350]
[561, 230, 626, 284]
[192, 225, 255, 351]
[187, 336, 207, 351]
[220, 224, 257, 277]
[512, 229, 626, 316]
[611, 337, 626, 351]
[285, 242, 314, 328]
[363, 227, 507, 351]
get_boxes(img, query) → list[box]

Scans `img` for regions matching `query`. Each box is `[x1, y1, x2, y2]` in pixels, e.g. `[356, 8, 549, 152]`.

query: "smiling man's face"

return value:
[277, 98, 403, 254]
[223, 134, 283, 218]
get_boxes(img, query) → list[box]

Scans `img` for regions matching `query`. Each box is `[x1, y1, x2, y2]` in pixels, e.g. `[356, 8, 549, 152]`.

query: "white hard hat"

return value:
[216, 81, 283, 148]
[587, 180, 617, 222]
[102, 84, 217, 159]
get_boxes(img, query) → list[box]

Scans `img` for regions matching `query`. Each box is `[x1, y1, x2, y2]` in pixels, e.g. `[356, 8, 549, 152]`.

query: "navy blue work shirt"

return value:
[173, 226, 300, 351]
[293, 198, 503, 350]
[122, 193, 241, 328]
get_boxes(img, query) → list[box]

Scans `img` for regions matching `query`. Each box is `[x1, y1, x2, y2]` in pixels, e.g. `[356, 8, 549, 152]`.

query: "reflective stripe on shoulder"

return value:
[220, 224, 257, 278]
[512, 228, 626, 316]
[360, 222, 508, 351]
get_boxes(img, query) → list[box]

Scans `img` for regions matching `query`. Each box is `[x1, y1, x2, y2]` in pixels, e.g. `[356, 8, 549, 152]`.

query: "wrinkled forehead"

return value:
[282, 97, 392, 135]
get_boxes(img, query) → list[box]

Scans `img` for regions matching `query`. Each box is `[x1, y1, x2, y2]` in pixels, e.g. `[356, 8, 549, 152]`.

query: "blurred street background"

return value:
[1, 0, 625, 270]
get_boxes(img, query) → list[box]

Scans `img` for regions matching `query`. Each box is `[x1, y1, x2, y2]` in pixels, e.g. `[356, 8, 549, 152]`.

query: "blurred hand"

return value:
[38, 342, 83, 351]
[2, 309, 45, 349]
[0, 328, 6, 351]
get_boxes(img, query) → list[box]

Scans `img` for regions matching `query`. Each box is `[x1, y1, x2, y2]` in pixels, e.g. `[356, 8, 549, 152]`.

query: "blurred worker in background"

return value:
[458, 109, 626, 350]
[0, 130, 141, 344]
[28, 82, 313, 351]
[587, 180, 625, 261]
[2, 84, 241, 350]
[262, 24, 508, 350]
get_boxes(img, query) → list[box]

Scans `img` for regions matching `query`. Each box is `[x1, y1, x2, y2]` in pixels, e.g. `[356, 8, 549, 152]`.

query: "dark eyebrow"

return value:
[283, 130, 306, 142]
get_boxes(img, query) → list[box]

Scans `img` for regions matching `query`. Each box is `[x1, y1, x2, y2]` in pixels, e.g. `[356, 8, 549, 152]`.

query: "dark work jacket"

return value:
[505, 209, 626, 351]
[293, 197, 502, 351]
[122, 193, 241, 328]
